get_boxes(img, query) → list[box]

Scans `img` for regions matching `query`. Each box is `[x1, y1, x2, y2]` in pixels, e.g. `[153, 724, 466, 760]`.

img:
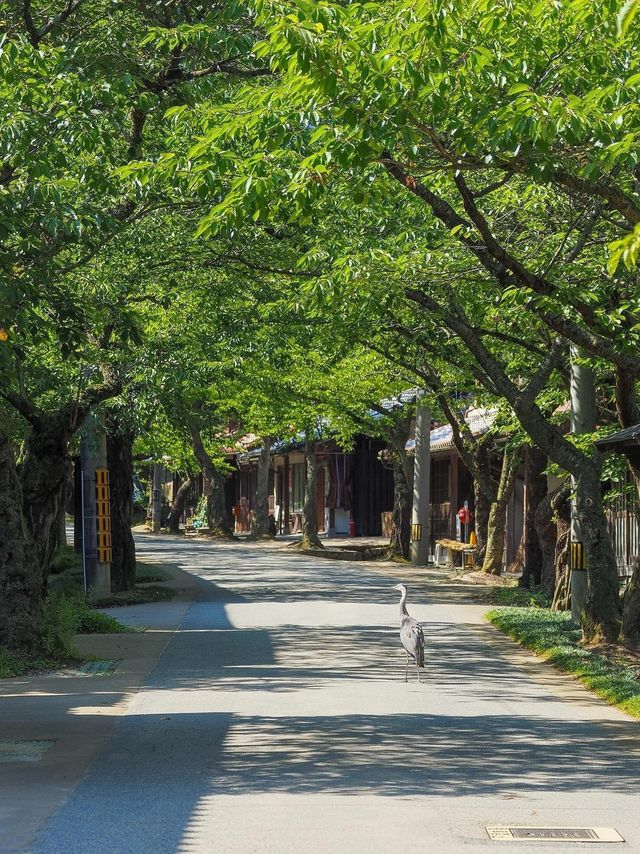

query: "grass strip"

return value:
[486, 607, 640, 719]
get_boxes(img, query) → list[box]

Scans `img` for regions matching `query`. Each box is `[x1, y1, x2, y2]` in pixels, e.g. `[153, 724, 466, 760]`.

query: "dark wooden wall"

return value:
[351, 435, 394, 536]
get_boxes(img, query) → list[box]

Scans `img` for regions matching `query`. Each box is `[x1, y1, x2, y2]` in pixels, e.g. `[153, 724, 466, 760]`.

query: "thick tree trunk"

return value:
[106, 427, 136, 592]
[188, 418, 234, 538]
[166, 477, 192, 534]
[520, 446, 548, 588]
[0, 432, 44, 652]
[250, 438, 273, 539]
[482, 502, 508, 575]
[206, 467, 232, 536]
[302, 438, 322, 549]
[390, 455, 412, 559]
[578, 464, 622, 641]
[482, 445, 522, 575]
[19, 419, 72, 585]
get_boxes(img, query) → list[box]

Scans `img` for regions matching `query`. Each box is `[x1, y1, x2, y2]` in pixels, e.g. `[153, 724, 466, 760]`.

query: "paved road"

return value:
[34, 536, 640, 853]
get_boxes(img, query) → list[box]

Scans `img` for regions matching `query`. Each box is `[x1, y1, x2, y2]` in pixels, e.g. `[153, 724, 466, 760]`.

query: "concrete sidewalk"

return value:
[0, 562, 197, 854]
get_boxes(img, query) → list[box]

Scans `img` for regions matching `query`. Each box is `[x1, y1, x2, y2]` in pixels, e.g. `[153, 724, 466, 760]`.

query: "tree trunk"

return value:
[482, 444, 522, 575]
[471, 442, 494, 561]
[188, 418, 234, 538]
[106, 427, 136, 592]
[206, 466, 232, 536]
[19, 418, 72, 586]
[552, 530, 571, 611]
[0, 432, 44, 652]
[578, 463, 622, 641]
[301, 438, 322, 549]
[482, 503, 508, 575]
[520, 446, 548, 588]
[250, 437, 273, 539]
[166, 477, 192, 534]
[386, 417, 414, 559]
[473, 486, 491, 562]
[390, 454, 412, 559]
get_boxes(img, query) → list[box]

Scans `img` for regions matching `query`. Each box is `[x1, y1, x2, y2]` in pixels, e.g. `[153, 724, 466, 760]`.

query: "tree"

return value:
[167, 0, 640, 639]
[0, 0, 269, 574]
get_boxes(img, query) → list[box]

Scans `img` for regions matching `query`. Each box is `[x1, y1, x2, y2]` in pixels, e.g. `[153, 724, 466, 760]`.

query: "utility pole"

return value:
[570, 348, 596, 623]
[151, 463, 163, 532]
[80, 413, 111, 597]
[411, 392, 431, 566]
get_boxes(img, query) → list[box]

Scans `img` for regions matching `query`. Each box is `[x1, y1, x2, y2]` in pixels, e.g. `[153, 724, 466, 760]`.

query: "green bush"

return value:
[43, 592, 130, 656]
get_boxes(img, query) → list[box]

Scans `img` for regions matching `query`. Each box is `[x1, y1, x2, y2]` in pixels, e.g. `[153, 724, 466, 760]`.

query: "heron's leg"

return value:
[417, 663, 422, 683]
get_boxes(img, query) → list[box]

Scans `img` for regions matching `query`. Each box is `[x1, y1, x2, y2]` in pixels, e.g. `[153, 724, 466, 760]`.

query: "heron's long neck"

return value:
[399, 589, 408, 616]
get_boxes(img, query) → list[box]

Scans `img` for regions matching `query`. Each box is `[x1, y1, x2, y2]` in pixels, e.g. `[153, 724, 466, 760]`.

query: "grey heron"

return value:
[393, 583, 425, 682]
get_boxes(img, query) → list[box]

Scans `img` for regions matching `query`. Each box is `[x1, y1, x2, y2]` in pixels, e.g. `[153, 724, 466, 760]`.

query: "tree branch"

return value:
[0, 388, 42, 428]
[520, 337, 568, 405]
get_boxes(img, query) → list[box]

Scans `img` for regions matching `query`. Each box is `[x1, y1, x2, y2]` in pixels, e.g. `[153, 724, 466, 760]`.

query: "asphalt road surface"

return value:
[33, 536, 640, 853]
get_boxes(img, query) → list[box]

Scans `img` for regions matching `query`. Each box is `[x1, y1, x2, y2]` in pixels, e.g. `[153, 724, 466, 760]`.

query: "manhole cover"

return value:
[486, 827, 624, 843]
[0, 740, 55, 763]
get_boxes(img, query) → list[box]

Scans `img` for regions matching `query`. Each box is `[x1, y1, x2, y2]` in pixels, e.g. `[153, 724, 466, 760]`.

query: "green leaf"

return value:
[618, 0, 640, 35]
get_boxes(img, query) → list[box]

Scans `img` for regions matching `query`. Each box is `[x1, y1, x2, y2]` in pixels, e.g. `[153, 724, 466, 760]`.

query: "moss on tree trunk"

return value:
[0, 432, 44, 652]
[19, 419, 71, 585]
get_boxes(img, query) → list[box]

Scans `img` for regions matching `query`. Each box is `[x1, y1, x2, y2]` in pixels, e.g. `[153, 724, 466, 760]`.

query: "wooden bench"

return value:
[435, 538, 477, 569]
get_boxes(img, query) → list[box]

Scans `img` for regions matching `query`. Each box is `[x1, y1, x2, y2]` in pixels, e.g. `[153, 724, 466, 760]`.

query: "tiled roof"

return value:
[405, 407, 496, 453]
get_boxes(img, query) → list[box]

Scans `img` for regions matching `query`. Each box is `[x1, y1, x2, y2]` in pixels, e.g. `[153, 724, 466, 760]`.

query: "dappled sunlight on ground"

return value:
[29, 535, 640, 854]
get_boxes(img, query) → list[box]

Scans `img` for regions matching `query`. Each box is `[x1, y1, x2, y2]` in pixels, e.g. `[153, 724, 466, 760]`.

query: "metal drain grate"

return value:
[43, 659, 122, 678]
[486, 826, 624, 843]
[0, 740, 55, 763]
[77, 659, 120, 676]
